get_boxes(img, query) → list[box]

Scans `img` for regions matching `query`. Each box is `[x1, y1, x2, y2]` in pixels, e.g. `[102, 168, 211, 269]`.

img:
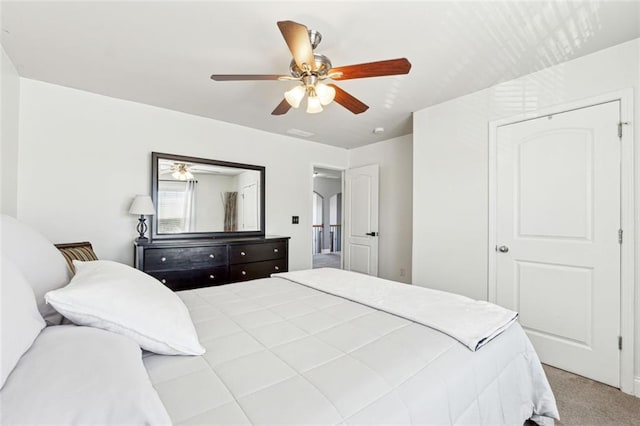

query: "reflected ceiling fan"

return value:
[210, 20, 412, 115]
[159, 161, 232, 180]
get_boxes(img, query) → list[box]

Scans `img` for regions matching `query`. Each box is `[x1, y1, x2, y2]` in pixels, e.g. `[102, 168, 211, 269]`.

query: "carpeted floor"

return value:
[312, 252, 341, 269]
[542, 364, 640, 425]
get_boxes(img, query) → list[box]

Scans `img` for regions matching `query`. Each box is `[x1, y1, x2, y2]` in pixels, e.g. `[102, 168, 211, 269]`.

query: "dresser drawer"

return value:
[148, 266, 228, 291]
[229, 259, 287, 282]
[145, 246, 227, 271]
[229, 242, 286, 264]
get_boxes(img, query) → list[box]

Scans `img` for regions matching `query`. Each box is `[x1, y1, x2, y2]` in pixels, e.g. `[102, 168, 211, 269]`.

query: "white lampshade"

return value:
[306, 95, 323, 113]
[284, 85, 306, 108]
[316, 83, 336, 106]
[129, 195, 155, 215]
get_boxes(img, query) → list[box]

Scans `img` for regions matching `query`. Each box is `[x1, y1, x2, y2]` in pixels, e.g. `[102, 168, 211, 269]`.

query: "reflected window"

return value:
[158, 181, 198, 233]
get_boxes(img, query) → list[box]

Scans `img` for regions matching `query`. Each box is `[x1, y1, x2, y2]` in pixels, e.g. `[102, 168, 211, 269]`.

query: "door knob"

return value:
[497, 245, 509, 253]
[365, 232, 378, 237]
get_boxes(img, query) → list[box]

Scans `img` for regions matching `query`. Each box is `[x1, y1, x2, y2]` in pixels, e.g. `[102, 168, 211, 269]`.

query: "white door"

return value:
[344, 164, 379, 275]
[242, 183, 258, 230]
[495, 101, 621, 386]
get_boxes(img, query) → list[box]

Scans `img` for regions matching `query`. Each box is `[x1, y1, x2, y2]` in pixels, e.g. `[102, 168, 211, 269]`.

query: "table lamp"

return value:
[129, 195, 155, 240]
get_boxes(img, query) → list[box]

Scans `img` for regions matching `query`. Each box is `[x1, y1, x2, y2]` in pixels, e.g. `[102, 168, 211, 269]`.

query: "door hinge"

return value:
[618, 121, 630, 138]
[618, 336, 623, 350]
[618, 228, 623, 244]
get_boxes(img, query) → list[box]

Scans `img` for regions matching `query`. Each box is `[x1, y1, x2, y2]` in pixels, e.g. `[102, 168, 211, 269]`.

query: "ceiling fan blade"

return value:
[271, 98, 291, 115]
[277, 21, 315, 71]
[328, 84, 369, 114]
[210, 74, 283, 81]
[329, 58, 412, 80]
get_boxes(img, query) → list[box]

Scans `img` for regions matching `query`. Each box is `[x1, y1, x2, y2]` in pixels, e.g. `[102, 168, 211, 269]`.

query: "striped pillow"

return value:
[55, 242, 98, 274]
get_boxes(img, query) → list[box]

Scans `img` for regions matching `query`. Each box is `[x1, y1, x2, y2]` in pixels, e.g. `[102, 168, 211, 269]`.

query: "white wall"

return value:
[413, 39, 640, 390]
[349, 134, 413, 283]
[17, 79, 348, 270]
[329, 194, 341, 226]
[1, 46, 20, 216]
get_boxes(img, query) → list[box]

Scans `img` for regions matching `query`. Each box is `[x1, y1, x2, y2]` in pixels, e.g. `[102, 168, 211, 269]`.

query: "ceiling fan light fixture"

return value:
[316, 83, 335, 106]
[306, 95, 323, 114]
[172, 163, 195, 181]
[284, 85, 306, 108]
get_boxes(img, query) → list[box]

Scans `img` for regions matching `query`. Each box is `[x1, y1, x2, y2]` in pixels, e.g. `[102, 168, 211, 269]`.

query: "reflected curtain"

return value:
[183, 180, 197, 232]
[223, 192, 238, 232]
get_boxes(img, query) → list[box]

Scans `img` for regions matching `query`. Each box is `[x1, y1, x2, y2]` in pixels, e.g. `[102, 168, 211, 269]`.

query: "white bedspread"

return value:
[144, 276, 559, 425]
[275, 268, 517, 351]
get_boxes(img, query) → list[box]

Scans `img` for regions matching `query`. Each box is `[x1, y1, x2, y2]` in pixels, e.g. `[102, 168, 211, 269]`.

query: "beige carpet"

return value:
[543, 364, 640, 425]
[312, 253, 341, 269]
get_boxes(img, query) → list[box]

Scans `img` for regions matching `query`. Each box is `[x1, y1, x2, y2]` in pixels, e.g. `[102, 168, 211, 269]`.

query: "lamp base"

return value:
[136, 215, 148, 239]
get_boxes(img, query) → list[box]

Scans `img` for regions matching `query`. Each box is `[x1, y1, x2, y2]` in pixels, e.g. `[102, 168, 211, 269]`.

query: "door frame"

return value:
[487, 89, 635, 394]
[310, 163, 346, 269]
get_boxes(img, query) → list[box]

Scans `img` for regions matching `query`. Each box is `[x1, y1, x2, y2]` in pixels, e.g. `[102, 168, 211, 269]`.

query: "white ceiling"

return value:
[2, 1, 639, 149]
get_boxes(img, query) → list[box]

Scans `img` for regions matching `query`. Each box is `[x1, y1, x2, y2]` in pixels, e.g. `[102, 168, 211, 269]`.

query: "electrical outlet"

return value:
[292, 216, 299, 224]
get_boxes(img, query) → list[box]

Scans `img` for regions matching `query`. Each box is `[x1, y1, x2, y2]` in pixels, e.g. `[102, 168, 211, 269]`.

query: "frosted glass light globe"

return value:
[284, 85, 306, 108]
[316, 83, 336, 106]
[306, 95, 323, 113]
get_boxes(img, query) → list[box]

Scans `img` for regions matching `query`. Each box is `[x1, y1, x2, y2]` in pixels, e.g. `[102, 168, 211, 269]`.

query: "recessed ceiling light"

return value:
[287, 128, 314, 138]
[372, 127, 385, 134]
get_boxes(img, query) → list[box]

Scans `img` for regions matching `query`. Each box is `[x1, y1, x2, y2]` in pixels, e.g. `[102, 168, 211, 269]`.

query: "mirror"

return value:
[151, 152, 265, 240]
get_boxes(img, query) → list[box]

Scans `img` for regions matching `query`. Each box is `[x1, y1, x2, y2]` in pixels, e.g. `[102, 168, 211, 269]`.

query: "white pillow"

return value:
[0, 256, 46, 389]
[45, 260, 205, 356]
[0, 214, 71, 323]
[0, 325, 171, 425]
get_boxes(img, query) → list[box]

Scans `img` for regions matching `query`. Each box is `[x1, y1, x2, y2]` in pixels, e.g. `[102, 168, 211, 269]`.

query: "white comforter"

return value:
[275, 268, 518, 351]
[144, 273, 559, 425]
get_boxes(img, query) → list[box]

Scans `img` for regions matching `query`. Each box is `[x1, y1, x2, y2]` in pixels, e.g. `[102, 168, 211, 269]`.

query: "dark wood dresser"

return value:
[134, 236, 289, 291]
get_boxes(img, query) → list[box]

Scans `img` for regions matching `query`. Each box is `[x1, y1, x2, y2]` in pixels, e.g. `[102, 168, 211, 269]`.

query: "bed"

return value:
[0, 214, 559, 425]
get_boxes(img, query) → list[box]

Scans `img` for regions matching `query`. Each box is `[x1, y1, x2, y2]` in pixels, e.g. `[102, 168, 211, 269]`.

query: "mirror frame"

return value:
[151, 152, 266, 240]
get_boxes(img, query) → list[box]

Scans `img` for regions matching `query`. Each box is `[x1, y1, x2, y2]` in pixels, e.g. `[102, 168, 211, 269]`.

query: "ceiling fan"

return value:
[210, 20, 412, 115]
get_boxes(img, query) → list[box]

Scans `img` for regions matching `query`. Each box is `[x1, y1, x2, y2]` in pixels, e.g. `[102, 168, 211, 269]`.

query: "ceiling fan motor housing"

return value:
[289, 54, 333, 78]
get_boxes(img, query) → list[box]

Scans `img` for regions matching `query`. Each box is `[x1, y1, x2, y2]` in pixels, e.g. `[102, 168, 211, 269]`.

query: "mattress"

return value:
[143, 277, 558, 425]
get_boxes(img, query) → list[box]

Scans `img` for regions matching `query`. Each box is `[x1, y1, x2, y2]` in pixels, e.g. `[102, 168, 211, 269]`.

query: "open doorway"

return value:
[312, 167, 343, 269]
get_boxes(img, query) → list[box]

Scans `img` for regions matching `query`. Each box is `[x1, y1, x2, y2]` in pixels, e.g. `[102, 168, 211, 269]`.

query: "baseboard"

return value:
[321, 249, 331, 254]
[634, 376, 640, 397]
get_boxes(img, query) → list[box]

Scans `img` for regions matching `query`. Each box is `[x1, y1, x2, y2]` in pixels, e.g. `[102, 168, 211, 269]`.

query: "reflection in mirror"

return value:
[151, 153, 265, 239]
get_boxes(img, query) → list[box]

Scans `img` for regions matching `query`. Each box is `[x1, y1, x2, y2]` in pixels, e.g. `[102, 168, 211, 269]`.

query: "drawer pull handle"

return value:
[161, 257, 167, 262]
[241, 271, 246, 276]
[274, 266, 280, 271]
[161, 279, 167, 284]
[240, 251, 246, 256]
[274, 248, 279, 253]
[209, 254, 215, 259]
[209, 275, 215, 279]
